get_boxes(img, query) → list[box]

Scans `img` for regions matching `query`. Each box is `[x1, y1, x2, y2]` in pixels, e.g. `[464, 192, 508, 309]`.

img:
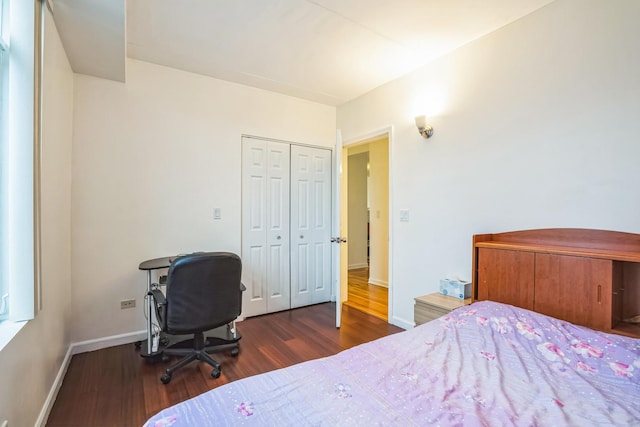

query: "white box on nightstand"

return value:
[439, 278, 472, 299]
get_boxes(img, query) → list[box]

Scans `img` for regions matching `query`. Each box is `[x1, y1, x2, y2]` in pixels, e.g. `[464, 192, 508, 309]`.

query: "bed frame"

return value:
[471, 228, 640, 338]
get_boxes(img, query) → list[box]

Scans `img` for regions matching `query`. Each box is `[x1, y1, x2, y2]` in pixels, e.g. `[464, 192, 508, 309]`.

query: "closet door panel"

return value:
[311, 171, 331, 304]
[291, 146, 332, 308]
[265, 141, 291, 313]
[295, 244, 309, 294]
[241, 138, 290, 316]
[241, 139, 268, 316]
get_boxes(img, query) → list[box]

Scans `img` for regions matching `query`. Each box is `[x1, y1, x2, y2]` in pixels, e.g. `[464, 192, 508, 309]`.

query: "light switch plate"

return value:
[399, 209, 410, 222]
[213, 208, 222, 219]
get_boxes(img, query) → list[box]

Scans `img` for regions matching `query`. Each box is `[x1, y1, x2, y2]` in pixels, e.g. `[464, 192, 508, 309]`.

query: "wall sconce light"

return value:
[414, 115, 434, 139]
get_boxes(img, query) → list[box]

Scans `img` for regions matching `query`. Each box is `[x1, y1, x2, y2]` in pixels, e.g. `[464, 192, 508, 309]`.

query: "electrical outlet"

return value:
[120, 299, 136, 309]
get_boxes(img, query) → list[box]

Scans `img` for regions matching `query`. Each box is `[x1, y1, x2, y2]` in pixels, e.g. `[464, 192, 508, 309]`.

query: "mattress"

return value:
[144, 301, 640, 426]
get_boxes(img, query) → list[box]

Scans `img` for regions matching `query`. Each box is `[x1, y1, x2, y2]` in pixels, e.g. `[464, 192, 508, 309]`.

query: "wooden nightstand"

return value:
[414, 293, 472, 326]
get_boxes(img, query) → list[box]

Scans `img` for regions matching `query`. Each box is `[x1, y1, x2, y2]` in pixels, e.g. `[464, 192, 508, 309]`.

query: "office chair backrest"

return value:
[164, 252, 242, 335]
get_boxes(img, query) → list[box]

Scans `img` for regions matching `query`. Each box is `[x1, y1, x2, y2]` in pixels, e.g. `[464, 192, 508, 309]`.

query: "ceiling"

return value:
[51, 0, 555, 106]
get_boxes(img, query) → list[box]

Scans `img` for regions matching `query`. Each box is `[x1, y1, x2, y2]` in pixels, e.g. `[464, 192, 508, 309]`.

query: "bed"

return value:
[144, 229, 640, 426]
[144, 300, 640, 426]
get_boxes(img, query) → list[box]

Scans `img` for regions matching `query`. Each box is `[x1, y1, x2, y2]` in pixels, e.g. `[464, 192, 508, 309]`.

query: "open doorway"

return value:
[342, 136, 389, 320]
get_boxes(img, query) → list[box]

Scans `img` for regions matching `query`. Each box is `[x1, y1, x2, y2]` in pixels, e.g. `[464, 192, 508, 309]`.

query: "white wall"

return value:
[337, 0, 640, 328]
[71, 59, 336, 342]
[0, 10, 73, 426]
[347, 152, 369, 269]
[368, 137, 389, 287]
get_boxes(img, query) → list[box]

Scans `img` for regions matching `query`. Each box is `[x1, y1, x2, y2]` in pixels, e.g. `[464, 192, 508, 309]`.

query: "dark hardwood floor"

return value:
[46, 303, 402, 426]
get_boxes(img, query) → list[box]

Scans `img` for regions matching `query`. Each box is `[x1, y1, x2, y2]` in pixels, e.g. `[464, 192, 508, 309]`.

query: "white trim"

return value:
[348, 262, 369, 270]
[387, 126, 395, 327]
[343, 125, 394, 325]
[333, 129, 343, 328]
[368, 278, 388, 288]
[36, 329, 147, 426]
[343, 126, 392, 146]
[390, 314, 413, 330]
[35, 344, 73, 427]
[71, 329, 146, 355]
[6, 0, 36, 322]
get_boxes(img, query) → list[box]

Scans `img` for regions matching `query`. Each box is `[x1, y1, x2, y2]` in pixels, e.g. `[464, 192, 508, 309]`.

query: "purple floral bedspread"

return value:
[144, 301, 640, 426]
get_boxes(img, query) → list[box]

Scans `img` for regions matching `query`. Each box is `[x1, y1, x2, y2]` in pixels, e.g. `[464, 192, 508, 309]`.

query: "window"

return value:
[0, 0, 10, 322]
[0, 0, 42, 331]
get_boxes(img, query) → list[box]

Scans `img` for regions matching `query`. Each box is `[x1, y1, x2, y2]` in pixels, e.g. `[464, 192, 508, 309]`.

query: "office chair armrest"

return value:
[151, 288, 166, 305]
[240, 282, 246, 292]
[151, 289, 167, 328]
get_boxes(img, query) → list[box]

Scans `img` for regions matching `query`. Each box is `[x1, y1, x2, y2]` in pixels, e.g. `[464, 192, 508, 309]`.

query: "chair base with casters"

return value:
[160, 322, 241, 384]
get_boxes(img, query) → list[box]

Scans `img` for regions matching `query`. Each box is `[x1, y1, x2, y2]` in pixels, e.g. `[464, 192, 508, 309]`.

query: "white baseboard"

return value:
[368, 278, 388, 288]
[35, 344, 73, 427]
[390, 315, 413, 330]
[348, 263, 369, 270]
[70, 329, 147, 355]
[36, 329, 147, 427]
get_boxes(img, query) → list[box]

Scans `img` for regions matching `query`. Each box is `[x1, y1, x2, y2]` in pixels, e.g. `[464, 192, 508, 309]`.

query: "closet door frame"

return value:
[241, 136, 333, 317]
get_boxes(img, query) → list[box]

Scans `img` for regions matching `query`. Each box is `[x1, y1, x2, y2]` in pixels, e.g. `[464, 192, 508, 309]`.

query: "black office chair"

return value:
[151, 252, 245, 384]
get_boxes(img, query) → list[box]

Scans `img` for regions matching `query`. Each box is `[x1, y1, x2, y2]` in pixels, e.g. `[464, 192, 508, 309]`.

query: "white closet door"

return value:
[241, 137, 291, 316]
[290, 145, 332, 308]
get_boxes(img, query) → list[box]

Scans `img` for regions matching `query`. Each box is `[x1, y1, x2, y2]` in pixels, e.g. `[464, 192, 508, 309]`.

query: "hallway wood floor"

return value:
[46, 302, 402, 427]
[343, 267, 389, 320]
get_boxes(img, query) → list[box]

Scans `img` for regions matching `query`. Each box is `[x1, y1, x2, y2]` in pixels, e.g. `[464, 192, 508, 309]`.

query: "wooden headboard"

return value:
[471, 228, 640, 338]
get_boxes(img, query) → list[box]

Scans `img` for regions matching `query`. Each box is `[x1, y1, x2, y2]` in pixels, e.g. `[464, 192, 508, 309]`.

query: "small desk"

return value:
[139, 256, 174, 357]
[139, 256, 175, 271]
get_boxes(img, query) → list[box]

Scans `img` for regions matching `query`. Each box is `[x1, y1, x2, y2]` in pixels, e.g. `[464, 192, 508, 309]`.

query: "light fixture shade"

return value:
[414, 115, 433, 138]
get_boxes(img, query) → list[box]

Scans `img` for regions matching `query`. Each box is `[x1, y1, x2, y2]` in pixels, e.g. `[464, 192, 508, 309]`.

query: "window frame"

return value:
[0, 0, 10, 323]
[0, 0, 43, 332]
[0, 0, 8, 49]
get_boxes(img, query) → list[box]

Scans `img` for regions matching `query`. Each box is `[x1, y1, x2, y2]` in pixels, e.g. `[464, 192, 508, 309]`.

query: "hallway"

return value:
[343, 267, 388, 321]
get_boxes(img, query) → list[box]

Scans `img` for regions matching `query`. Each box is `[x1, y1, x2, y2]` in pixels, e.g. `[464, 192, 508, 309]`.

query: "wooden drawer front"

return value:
[415, 302, 450, 326]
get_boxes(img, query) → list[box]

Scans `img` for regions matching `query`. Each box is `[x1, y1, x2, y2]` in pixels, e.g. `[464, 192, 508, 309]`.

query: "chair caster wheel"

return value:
[211, 368, 221, 379]
[161, 373, 172, 384]
[134, 341, 141, 349]
[231, 347, 239, 357]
